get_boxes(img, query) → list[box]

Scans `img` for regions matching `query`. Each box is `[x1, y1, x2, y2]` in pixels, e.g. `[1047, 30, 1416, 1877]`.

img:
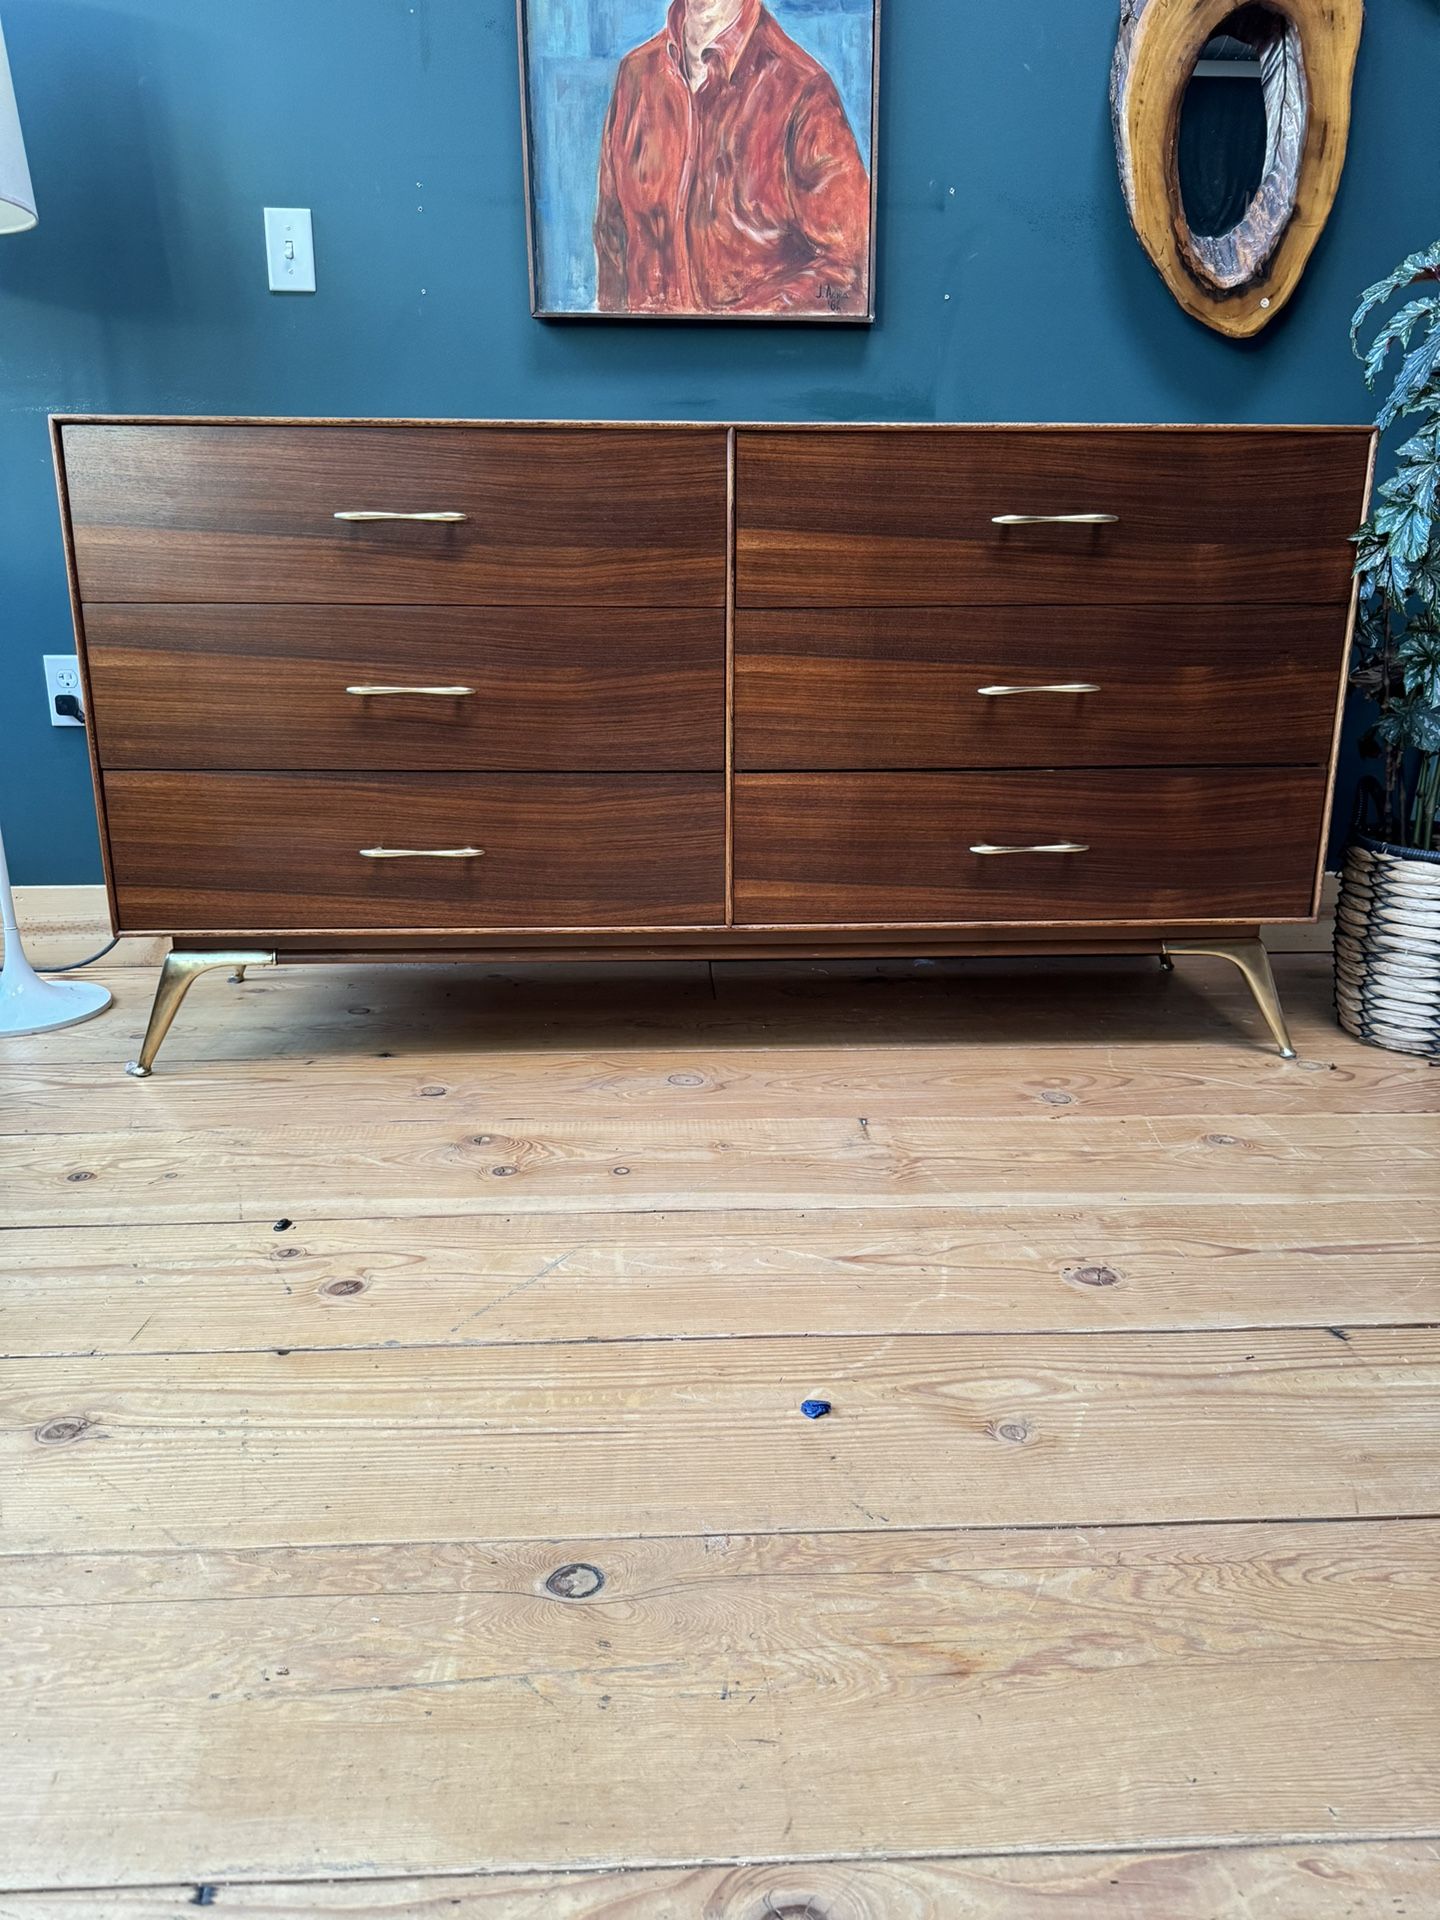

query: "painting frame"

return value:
[515, 0, 881, 324]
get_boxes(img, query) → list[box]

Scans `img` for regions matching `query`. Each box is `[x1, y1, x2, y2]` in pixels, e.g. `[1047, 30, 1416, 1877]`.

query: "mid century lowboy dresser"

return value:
[50, 417, 1376, 1073]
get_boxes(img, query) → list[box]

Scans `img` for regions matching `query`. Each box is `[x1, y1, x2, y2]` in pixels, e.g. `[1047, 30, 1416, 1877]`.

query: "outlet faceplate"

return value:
[44, 654, 84, 726]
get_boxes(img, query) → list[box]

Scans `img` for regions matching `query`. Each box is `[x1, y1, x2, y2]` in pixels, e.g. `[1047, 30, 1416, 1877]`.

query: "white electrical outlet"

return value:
[44, 654, 84, 726]
[264, 207, 316, 293]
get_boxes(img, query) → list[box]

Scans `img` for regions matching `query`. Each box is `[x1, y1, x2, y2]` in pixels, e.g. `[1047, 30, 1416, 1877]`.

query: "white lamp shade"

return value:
[0, 17, 35, 234]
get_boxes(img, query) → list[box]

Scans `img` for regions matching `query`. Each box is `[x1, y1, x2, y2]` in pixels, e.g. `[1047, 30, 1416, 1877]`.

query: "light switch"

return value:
[263, 207, 315, 293]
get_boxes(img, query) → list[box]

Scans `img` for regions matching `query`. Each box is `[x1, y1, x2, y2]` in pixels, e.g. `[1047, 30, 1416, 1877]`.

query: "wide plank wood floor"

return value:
[2, 950, 1438, 1915]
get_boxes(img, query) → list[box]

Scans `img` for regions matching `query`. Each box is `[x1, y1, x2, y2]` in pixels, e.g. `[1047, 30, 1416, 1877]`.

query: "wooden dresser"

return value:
[51, 418, 1375, 1073]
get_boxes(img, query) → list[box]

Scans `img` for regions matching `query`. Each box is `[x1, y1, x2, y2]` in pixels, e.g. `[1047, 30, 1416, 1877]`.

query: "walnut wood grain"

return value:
[735, 604, 1344, 768]
[104, 774, 724, 932]
[62, 425, 728, 605]
[736, 429, 1374, 606]
[734, 770, 1325, 924]
[51, 419, 1370, 963]
[49, 419, 120, 926]
[84, 606, 724, 772]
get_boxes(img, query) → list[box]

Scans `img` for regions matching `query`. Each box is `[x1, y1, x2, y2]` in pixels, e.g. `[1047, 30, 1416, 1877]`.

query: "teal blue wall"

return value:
[2, 0, 1437, 881]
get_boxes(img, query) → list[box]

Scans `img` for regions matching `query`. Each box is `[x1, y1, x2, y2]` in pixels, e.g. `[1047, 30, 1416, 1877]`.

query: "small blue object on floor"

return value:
[800, 1399, 832, 1420]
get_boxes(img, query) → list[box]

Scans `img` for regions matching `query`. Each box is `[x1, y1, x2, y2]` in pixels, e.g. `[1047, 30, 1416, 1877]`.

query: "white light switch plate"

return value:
[263, 207, 315, 293]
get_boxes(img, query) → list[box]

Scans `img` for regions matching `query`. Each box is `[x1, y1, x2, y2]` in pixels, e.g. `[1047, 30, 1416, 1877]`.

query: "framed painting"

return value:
[517, 0, 880, 322]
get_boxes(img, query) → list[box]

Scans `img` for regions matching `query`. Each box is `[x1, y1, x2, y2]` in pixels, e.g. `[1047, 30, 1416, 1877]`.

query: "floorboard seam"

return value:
[6, 1316, 1440, 1362]
[7, 1827, 1440, 1897]
[4, 1508, 1439, 1569]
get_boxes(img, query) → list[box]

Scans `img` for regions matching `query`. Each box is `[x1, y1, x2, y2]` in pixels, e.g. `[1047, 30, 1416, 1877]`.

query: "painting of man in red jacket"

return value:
[594, 0, 873, 317]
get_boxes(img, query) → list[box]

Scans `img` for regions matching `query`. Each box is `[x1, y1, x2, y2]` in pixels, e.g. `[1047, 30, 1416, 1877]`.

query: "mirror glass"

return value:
[1177, 11, 1272, 238]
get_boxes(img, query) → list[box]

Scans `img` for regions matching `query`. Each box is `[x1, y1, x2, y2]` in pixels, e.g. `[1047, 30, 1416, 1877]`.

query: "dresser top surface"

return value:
[51, 415, 1376, 436]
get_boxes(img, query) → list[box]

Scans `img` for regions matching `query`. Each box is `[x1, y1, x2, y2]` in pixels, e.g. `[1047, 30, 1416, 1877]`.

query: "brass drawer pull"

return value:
[970, 842, 1090, 856]
[991, 513, 1120, 526]
[334, 510, 469, 523]
[359, 846, 484, 860]
[977, 682, 1101, 697]
[346, 685, 475, 697]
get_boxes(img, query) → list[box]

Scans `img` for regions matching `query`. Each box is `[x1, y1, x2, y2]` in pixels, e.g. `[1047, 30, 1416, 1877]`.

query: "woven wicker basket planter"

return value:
[1335, 834, 1440, 1057]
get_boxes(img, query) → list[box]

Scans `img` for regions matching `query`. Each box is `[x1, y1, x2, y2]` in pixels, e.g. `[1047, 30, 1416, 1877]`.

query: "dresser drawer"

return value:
[734, 771, 1324, 924]
[734, 605, 1342, 769]
[737, 429, 1373, 607]
[85, 606, 725, 772]
[105, 774, 724, 931]
[63, 425, 728, 606]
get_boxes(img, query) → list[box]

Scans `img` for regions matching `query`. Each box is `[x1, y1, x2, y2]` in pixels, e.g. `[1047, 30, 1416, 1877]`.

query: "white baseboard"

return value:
[8, 886, 169, 969]
[1265, 874, 1340, 954]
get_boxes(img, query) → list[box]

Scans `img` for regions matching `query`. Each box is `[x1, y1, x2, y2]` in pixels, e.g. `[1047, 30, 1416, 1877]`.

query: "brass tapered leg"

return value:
[125, 950, 276, 1077]
[1161, 937, 1296, 1059]
[228, 966, 247, 984]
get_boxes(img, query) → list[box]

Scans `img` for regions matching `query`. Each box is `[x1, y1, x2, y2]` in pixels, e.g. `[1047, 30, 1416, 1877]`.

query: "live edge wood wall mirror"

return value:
[1112, 0, 1364, 337]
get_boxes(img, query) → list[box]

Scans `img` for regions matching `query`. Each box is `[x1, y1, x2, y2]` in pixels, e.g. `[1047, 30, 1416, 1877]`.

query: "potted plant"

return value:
[1335, 238, 1440, 1055]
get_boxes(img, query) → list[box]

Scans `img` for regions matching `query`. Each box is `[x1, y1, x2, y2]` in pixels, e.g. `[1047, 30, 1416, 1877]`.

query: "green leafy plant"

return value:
[1351, 239, 1440, 850]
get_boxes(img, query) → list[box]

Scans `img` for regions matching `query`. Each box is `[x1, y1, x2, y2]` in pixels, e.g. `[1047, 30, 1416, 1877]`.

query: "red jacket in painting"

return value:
[595, 0, 871, 316]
